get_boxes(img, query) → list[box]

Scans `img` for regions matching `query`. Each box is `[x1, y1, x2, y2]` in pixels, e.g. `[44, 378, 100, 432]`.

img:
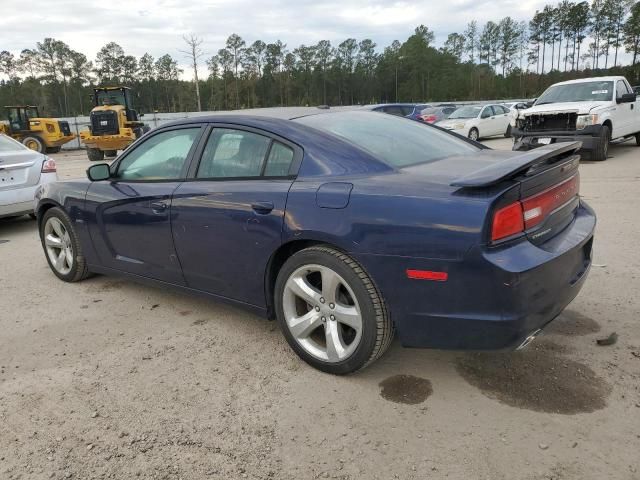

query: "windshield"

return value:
[448, 106, 481, 119]
[536, 81, 613, 105]
[294, 111, 479, 168]
[96, 89, 127, 107]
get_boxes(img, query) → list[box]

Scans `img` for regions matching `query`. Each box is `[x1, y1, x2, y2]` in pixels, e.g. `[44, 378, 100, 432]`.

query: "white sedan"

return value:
[0, 134, 58, 219]
[436, 104, 512, 141]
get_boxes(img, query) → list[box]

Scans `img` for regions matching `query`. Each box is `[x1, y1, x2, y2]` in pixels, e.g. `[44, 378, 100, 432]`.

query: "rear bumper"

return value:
[0, 173, 57, 218]
[354, 201, 596, 350]
[512, 125, 602, 151]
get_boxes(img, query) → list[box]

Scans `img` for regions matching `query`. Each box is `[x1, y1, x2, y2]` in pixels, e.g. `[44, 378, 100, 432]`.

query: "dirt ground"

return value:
[1, 138, 639, 480]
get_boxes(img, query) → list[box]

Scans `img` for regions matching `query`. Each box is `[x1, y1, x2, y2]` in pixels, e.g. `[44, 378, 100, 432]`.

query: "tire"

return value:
[468, 128, 479, 141]
[46, 146, 61, 154]
[635, 132, 640, 146]
[592, 125, 610, 161]
[104, 150, 117, 158]
[504, 124, 512, 138]
[22, 135, 45, 153]
[87, 148, 104, 162]
[274, 246, 394, 374]
[40, 207, 90, 283]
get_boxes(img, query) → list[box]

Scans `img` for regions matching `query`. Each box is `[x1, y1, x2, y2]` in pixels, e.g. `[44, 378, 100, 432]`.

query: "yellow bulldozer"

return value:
[0, 105, 76, 153]
[80, 86, 149, 161]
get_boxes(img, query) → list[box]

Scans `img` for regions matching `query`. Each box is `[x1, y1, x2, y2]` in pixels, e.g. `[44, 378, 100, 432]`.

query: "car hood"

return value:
[435, 118, 471, 128]
[522, 101, 609, 116]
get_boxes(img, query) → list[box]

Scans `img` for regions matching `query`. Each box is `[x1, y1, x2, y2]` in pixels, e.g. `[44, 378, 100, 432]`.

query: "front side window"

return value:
[116, 127, 200, 181]
[197, 129, 271, 178]
[616, 80, 630, 97]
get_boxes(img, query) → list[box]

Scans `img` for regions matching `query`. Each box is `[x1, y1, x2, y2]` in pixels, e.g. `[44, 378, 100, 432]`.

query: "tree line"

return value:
[1, 0, 639, 118]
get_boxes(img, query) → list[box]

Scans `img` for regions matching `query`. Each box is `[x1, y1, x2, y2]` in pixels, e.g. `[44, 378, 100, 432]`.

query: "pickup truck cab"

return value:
[512, 76, 640, 161]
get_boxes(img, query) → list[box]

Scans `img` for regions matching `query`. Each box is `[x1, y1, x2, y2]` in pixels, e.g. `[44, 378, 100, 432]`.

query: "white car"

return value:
[0, 134, 58, 219]
[436, 104, 512, 141]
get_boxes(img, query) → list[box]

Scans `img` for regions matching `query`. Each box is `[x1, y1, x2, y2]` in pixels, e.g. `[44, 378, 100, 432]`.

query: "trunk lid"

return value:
[0, 150, 42, 191]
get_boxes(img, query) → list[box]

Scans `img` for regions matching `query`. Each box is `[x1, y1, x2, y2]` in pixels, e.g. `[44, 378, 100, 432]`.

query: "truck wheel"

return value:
[87, 148, 104, 162]
[46, 146, 61, 154]
[592, 125, 610, 161]
[104, 150, 117, 158]
[22, 136, 45, 153]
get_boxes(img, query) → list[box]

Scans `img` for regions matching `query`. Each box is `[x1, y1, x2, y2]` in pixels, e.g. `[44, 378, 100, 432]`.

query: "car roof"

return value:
[549, 76, 626, 87]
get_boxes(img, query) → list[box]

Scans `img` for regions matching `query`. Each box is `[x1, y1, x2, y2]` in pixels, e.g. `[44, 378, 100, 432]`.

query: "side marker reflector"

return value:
[406, 269, 448, 281]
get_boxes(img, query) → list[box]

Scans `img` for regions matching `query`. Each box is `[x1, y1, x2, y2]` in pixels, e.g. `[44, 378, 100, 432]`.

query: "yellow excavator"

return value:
[0, 106, 76, 153]
[80, 86, 149, 161]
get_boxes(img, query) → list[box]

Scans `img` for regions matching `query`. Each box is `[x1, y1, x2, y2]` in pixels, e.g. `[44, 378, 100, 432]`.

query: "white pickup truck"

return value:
[511, 76, 640, 161]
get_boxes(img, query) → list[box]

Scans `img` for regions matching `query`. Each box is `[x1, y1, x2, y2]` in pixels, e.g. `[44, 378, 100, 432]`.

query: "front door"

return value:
[171, 126, 299, 307]
[86, 125, 203, 284]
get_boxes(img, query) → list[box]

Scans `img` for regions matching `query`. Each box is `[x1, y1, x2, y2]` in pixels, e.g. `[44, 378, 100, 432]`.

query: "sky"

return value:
[0, 0, 629, 76]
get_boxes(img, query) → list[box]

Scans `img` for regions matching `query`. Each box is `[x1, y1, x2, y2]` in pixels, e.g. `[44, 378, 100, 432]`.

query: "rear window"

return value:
[0, 134, 26, 152]
[294, 111, 479, 168]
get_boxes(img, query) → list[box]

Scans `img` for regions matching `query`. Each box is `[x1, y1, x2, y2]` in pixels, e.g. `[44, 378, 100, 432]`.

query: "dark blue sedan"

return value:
[35, 111, 595, 374]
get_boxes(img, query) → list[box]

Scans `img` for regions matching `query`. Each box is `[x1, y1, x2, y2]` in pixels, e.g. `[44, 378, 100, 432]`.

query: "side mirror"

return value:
[87, 163, 111, 182]
[617, 93, 637, 104]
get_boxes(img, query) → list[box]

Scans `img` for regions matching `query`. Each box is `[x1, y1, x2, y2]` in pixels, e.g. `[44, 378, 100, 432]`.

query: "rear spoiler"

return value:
[450, 141, 582, 188]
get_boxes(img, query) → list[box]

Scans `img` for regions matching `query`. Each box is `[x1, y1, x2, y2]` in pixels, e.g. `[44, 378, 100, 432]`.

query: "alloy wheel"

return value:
[282, 264, 363, 362]
[44, 217, 74, 275]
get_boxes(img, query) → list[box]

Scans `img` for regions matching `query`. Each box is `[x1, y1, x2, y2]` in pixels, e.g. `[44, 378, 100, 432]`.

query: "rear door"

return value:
[171, 125, 300, 307]
[85, 125, 203, 283]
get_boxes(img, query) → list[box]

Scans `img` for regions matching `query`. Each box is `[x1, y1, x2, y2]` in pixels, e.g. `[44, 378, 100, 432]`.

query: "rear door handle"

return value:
[251, 201, 274, 214]
[150, 201, 168, 213]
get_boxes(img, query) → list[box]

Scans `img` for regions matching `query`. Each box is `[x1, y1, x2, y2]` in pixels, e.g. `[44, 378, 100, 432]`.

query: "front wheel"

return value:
[87, 148, 104, 162]
[592, 125, 610, 161]
[468, 128, 479, 141]
[22, 136, 45, 153]
[274, 246, 394, 374]
[40, 207, 90, 282]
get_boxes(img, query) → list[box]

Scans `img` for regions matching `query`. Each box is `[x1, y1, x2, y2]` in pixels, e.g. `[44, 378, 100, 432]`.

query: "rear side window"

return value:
[295, 111, 479, 168]
[197, 129, 270, 178]
[264, 142, 294, 176]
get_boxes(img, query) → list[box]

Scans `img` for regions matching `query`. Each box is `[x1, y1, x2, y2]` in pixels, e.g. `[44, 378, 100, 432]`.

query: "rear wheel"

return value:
[274, 246, 393, 374]
[468, 128, 479, 141]
[22, 136, 45, 153]
[592, 125, 610, 161]
[40, 207, 90, 282]
[87, 148, 104, 162]
[104, 150, 117, 158]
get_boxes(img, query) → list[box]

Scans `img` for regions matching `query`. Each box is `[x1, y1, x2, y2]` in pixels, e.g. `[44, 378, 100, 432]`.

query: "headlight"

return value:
[452, 122, 466, 130]
[576, 114, 598, 130]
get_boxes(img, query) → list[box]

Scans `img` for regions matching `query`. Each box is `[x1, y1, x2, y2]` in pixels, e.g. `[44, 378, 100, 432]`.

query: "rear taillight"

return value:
[521, 173, 580, 229]
[491, 201, 524, 241]
[41, 157, 56, 173]
[491, 173, 579, 242]
[418, 114, 437, 123]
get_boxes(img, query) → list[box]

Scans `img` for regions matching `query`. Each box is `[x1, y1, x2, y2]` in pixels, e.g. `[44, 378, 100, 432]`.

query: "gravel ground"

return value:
[1, 138, 639, 480]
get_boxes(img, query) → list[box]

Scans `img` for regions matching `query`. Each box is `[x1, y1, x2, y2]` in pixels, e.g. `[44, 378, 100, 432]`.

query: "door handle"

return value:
[150, 201, 168, 213]
[251, 201, 274, 214]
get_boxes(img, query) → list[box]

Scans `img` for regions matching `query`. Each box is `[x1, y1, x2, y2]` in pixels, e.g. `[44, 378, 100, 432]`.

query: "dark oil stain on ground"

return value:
[0, 239, 9, 244]
[456, 340, 610, 414]
[379, 374, 433, 405]
[191, 319, 208, 326]
[545, 310, 601, 336]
